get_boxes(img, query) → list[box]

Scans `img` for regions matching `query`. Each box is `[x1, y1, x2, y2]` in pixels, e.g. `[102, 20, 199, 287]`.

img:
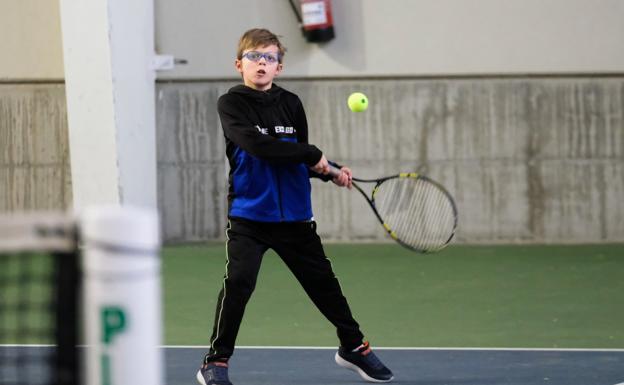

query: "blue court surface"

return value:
[1, 345, 622, 384]
[167, 346, 624, 385]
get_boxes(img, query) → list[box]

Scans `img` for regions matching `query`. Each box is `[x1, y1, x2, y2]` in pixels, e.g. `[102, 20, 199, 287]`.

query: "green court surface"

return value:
[163, 243, 624, 349]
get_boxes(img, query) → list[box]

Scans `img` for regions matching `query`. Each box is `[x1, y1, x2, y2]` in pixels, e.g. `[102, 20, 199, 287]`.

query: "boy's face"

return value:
[235, 44, 282, 91]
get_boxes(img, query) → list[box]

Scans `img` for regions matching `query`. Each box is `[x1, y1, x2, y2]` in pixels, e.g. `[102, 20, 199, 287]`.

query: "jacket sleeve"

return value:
[218, 95, 323, 166]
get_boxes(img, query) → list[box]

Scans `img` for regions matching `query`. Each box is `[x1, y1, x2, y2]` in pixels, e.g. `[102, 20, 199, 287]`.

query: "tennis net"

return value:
[0, 214, 79, 385]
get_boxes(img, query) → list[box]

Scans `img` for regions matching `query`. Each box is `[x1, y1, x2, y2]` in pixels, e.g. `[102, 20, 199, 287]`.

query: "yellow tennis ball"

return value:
[347, 92, 368, 112]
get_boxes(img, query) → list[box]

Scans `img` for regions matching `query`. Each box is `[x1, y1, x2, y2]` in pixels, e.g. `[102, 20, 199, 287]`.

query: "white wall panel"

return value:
[155, 0, 624, 78]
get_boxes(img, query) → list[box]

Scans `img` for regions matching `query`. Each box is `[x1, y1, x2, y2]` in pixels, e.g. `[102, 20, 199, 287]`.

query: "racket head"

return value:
[368, 173, 458, 253]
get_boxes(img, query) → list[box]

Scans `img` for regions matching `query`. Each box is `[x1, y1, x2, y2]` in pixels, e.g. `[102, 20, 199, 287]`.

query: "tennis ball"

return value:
[347, 92, 368, 112]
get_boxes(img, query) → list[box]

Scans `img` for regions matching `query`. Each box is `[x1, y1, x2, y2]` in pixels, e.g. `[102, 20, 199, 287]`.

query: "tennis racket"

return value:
[328, 166, 458, 253]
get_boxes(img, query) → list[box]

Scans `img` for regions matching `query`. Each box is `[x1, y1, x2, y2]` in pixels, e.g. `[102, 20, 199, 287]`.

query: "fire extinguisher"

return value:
[289, 0, 335, 43]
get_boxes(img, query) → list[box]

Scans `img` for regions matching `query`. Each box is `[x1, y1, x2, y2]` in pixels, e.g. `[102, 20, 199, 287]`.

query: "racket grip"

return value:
[328, 165, 342, 178]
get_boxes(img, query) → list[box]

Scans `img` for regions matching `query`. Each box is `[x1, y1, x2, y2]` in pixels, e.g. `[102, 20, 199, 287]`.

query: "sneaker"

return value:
[196, 361, 233, 385]
[335, 341, 394, 383]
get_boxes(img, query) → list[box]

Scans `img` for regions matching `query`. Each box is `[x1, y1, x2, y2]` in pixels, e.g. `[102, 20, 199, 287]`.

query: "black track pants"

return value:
[206, 218, 364, 360]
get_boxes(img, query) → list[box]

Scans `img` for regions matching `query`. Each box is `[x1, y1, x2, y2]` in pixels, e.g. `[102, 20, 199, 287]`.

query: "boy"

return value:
[196, 28, 393, 385]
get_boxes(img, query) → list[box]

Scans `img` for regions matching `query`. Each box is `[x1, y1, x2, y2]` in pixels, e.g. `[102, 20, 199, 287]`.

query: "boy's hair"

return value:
[237, 28, 287, 63]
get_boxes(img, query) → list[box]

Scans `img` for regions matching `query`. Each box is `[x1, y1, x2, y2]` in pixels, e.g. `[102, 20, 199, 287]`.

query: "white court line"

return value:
[2, 344, 624, 352]
[163, 345, 624, 352]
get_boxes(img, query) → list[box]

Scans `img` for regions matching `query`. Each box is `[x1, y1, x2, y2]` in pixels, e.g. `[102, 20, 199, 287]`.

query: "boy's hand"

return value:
[311, 155, 330, 175]
[332, 167, 353, 189]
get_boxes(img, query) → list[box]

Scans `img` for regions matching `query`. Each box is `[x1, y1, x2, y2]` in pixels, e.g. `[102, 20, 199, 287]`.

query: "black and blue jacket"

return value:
[217, 84, 331, 222]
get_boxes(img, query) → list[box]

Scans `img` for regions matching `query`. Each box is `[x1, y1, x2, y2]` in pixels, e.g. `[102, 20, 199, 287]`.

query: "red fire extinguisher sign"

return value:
[300, 0, 335, 43]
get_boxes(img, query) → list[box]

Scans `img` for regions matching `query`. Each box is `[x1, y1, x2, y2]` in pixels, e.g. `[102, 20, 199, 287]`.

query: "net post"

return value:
[81, 206, 162, 385]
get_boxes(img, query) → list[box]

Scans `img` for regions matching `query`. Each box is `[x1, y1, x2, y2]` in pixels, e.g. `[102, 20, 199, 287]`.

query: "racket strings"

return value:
[412, 181, 455, 250]
[380, 180, 448, 250]
[374, 177, 456, 252]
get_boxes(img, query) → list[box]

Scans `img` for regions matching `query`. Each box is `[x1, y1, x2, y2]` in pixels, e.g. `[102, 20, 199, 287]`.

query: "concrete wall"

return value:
[0, 84, 71, 211]
[156, 83, 230, 241]
[156, 78, 624, 243]
[2, 78, 622, 243]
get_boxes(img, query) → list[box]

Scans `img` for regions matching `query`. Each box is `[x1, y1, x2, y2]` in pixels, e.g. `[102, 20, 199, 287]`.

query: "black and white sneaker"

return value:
[335, 341, 394, 383]
[196, 360, 233, 385]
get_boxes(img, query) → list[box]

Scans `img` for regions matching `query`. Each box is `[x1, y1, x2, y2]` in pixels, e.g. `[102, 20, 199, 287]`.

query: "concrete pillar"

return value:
[59, 0, 157, 210]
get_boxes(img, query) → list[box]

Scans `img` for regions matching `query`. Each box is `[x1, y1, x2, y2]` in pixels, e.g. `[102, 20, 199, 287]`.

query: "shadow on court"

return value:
[166, 347, 624, 385]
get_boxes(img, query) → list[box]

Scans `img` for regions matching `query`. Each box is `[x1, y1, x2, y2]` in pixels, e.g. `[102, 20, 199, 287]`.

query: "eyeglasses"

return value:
[241, 51, 280, 64]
